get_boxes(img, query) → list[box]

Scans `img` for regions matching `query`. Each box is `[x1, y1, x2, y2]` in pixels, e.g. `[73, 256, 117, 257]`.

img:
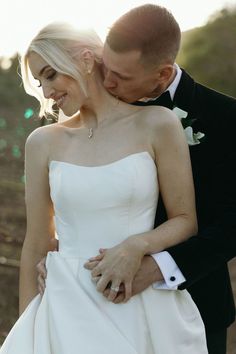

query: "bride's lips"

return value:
[56, 94, 67, 108]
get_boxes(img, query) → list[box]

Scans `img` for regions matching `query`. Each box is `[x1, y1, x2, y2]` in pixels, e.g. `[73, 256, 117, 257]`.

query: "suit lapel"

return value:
[173, 69, 197, 113]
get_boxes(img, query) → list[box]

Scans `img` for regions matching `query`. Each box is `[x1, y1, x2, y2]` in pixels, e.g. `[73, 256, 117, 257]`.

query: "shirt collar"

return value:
[167, 63, 182, 100]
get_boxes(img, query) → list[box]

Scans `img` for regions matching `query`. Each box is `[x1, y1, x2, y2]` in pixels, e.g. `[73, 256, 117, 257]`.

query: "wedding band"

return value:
[110, 286, 120, 292]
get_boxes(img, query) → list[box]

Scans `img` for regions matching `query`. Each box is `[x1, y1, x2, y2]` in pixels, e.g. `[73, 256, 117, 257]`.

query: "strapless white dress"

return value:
[0, 152, 208, 353]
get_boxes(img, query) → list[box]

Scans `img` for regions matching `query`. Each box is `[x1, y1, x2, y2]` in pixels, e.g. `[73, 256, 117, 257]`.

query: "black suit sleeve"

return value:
[167, 214, 236, 290]
[166, 97, 236, 289]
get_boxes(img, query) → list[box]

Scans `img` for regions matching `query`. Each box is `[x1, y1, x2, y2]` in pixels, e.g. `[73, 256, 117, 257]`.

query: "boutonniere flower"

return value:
[172, 107, 205, 146]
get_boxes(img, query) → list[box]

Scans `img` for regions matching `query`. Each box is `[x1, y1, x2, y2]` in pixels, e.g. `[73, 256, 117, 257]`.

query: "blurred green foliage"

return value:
[177, 7, 236, 97]
[0, 55, 40, 169]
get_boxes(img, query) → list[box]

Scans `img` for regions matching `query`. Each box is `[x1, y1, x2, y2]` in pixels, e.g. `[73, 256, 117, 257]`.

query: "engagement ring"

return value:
[110, 286, 120, 292]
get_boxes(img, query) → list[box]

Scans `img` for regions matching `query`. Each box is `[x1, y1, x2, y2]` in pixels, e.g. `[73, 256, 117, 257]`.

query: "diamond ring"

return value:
[110, 285, 120, 292]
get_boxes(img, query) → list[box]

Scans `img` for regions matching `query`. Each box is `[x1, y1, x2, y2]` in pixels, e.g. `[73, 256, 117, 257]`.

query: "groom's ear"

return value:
[155, 64, 174, 84]
[80, 49, 95, 74]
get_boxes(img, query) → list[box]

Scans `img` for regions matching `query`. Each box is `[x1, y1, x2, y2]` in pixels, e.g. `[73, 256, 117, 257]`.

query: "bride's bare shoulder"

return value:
[26, 121, 66, 147]
[138, 105, 179, 129]
[137, 106, 180, 141]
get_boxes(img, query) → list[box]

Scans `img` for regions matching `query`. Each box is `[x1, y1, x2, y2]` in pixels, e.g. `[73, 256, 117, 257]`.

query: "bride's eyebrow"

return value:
[34, 65, 51, 79]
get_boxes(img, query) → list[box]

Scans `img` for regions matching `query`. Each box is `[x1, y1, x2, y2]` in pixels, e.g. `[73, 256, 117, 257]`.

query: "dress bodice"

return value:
[1, 153, 208, 354]
[49, 151, 159, 258]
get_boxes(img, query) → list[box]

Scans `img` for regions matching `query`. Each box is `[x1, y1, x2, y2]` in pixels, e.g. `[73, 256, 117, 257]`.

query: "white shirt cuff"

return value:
[151, 251, 186, 290]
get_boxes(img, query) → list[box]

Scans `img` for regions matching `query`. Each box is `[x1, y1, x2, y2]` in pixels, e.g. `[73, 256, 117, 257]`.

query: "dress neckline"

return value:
[49, 151, 154, 169]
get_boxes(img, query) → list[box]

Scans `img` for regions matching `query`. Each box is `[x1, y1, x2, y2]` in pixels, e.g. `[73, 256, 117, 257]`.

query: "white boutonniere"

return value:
[172, 107, 205, 146]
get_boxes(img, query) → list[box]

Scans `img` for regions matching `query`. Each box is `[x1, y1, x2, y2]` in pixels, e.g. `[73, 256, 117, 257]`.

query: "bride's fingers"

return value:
[99, 248, 107, 254]
[91, 264, 103, 277]
[84, 260, 100, 270]
[96, 275, 111, 293]
[88, 253, 104, 262]
[91, 275, 101, 283]
[107, 282, 121, 302]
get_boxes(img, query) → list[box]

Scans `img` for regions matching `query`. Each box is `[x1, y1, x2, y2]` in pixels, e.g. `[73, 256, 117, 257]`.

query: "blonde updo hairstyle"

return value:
[21, 22, 103, 118]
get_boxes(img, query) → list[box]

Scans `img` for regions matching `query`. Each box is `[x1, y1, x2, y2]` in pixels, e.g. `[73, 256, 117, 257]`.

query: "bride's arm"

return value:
[86, 108, 197, 301]
[19, 127, 55, 315]
[136, 108, 197, 253]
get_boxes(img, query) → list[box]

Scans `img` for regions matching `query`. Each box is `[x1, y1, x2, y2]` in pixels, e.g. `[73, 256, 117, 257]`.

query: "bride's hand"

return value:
[87, 237, 147, 302]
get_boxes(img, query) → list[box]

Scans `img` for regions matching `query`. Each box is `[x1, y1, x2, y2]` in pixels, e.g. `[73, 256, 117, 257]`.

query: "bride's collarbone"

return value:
[51, 120, 151, 166]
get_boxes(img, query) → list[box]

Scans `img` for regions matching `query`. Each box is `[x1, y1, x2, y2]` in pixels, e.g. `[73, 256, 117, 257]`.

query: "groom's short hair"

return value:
[106, 4, 181, 68]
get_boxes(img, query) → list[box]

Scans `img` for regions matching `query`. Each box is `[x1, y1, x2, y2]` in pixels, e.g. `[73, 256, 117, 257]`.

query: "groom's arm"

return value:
[129, 203, 236, 296]
[167, 212, 236, 289]
[167, 125, 236, 288]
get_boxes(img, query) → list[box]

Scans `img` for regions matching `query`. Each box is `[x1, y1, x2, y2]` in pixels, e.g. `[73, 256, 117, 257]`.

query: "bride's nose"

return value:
[42, 84, 56, 99]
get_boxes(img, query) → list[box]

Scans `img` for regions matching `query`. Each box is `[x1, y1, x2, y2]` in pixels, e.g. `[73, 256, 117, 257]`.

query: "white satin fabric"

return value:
[0, 152, 208, 353]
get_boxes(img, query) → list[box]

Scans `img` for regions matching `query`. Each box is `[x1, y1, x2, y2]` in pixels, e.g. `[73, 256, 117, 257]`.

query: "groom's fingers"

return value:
[36, 257, 47, 278]
[37, 273, 46, 295]
[36, 257, 47, 295]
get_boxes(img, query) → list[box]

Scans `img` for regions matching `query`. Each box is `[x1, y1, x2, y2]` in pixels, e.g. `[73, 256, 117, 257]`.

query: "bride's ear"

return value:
[80, 49, 95, 75]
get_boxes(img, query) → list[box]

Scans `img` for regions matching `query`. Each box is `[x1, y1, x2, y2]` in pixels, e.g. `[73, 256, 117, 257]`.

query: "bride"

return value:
[0, 22, 208, 353]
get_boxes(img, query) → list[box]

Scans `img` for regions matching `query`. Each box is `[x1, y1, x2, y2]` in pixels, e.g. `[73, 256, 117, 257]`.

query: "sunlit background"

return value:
[0, 0, 236, 57]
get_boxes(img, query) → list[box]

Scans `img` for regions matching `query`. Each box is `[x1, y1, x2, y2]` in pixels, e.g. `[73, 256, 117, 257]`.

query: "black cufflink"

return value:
[170, 276, 176, 282]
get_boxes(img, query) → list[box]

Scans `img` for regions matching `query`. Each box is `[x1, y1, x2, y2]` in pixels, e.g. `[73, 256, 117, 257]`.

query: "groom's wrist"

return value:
[151, 252, 186, 289]
[146, 255, 164, 283]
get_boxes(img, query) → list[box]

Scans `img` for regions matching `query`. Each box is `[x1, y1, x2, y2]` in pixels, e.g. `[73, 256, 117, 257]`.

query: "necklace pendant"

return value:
[88, 128, 93, 139]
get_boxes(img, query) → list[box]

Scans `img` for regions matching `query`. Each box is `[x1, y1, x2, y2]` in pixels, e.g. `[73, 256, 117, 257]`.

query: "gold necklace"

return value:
[87, 96, 120, 139]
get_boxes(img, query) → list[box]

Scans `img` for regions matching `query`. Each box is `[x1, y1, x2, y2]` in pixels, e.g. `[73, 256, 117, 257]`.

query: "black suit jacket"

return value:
[154, 69, 236, 332]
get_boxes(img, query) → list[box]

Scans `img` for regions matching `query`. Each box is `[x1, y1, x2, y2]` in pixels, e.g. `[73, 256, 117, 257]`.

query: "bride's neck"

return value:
[79, 83, 120, 125]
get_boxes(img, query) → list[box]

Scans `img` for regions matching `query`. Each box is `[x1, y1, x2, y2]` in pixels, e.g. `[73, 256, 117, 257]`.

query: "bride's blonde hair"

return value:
[20, 22, 103, 118]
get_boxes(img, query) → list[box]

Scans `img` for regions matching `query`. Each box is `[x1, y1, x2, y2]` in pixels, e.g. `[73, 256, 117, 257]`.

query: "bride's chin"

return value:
[63, 107, 79, 117]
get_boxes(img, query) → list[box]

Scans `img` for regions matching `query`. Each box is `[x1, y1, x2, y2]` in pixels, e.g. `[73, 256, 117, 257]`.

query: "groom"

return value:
[85, 4, 236, 354]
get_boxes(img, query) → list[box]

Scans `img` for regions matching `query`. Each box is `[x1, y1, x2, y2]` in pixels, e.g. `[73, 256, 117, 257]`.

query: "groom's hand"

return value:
[36, 238, 59, 295]
[85, 254, 164, 303]
[36, 257, 47, 295]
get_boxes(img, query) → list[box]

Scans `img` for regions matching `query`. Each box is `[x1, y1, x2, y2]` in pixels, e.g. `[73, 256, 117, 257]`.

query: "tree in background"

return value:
[177, 7, 236, 98]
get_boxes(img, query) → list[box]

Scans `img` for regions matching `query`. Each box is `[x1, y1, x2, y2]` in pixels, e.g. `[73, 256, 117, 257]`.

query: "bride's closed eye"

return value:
[46, 71, 57, 81]
[36, 71, 57, 87]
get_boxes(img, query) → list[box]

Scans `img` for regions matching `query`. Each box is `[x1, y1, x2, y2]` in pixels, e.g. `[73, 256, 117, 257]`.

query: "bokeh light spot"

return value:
[12, 145, 21, 158]
[0, 58, 12, 70]
[24, 108, 34, 119]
